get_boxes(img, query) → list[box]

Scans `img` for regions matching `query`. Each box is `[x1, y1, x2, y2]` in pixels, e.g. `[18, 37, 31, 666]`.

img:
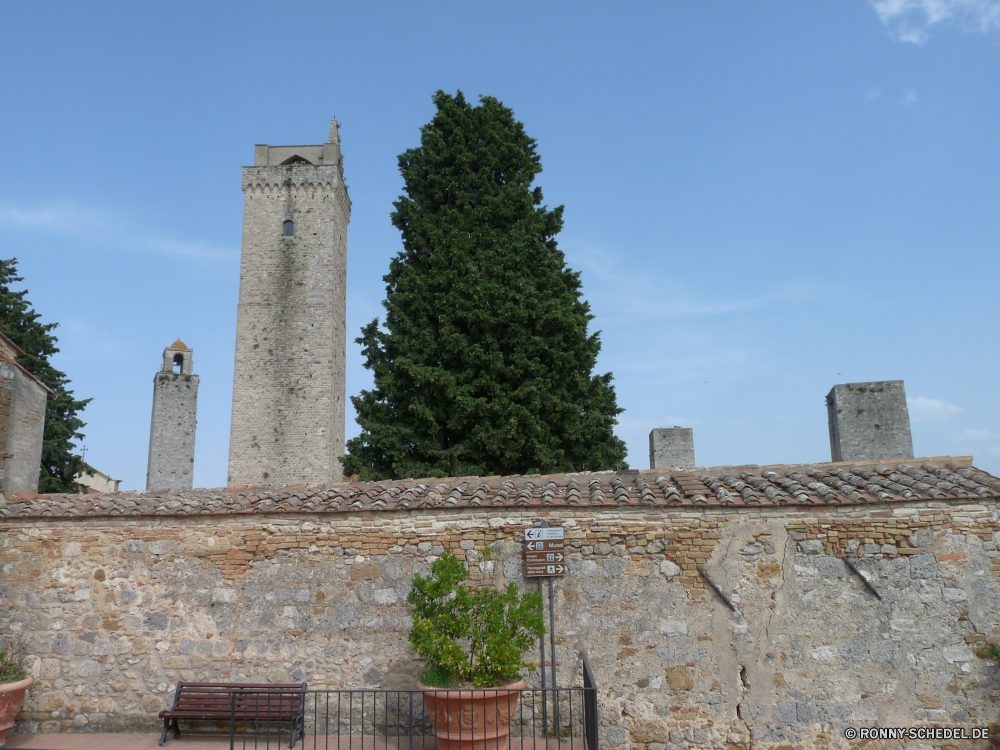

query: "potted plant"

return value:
[408, 550, 545, 750]
[0, 635, 32, 747]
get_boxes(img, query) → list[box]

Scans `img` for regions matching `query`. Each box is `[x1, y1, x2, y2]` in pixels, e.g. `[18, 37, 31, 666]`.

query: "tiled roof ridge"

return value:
[1, 457, 994, 521]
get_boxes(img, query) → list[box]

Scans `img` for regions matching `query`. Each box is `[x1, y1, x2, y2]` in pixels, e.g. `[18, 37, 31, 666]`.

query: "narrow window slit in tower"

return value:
[283, 220, 294, 236]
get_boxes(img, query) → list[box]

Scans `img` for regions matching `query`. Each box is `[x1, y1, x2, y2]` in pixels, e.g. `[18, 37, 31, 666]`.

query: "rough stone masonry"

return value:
[145, 341, 198, 491]
[227, 121, 350, 488]
[3, 456, 1000, 750]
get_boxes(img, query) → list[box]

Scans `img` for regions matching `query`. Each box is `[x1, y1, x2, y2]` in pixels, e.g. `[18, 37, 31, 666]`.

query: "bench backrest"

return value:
[171, 682, 306, 718]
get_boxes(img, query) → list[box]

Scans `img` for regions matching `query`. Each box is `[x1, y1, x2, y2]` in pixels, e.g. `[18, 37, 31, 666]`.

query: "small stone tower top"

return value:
[161, 340, 193, 376]
[253, 119, 343, 172]
[649, 427, 695, 470]
[826, 380, 914, 462]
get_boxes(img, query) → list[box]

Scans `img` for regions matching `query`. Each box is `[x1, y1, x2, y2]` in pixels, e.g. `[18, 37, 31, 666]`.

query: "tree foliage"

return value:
[344, 91, 627, 480]
[0, 259, 91, 492]
[407, 550, 544, 687]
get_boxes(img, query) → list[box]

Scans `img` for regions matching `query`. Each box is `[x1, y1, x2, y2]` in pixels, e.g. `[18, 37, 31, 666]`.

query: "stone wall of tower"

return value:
[228, 163, 349, 487]
[649, 427, 695, 470]
[146, 371, 199, 491]
[827, 380, 914, 462]
[0, 361, 48, 493]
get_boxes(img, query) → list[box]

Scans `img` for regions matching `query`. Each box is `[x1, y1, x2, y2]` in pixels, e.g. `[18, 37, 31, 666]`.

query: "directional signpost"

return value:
[526, 523, 564, 736]
[525, 527, 566, 577]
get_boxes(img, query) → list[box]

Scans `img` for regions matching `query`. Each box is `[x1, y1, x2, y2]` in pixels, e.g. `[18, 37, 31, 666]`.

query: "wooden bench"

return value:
[159, 681, 307, 747]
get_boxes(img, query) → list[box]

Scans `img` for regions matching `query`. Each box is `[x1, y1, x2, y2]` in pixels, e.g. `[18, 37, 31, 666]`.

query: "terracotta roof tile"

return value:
[1, 456, 994, 520]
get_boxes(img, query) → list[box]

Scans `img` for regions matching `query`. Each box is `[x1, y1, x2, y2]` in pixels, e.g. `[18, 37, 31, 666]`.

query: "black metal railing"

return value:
[226, 653, 599, 750]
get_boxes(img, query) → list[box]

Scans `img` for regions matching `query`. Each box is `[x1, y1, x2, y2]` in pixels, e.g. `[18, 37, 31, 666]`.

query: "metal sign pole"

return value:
[537, 521, 548, 736]
[548, 575, 560, 735]
[526, 520, 567, 737]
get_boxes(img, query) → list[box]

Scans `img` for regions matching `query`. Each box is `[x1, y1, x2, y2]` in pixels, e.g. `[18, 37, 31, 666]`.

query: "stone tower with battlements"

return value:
[146, 340, 198, 490]
[228, 120, 350, 487]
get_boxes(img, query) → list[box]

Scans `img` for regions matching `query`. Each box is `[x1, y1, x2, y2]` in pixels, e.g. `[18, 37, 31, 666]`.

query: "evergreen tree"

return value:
[343, 91, 627, 480]
[0, 259, 91, 492]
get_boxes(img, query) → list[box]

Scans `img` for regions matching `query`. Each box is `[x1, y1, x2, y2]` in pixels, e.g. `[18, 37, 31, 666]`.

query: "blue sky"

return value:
[2, 1, 998, 490]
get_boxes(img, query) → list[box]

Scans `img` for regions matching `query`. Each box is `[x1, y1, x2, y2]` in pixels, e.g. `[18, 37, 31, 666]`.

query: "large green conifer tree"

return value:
[343, 91, 627, 480]
[0, 259, 92, 492]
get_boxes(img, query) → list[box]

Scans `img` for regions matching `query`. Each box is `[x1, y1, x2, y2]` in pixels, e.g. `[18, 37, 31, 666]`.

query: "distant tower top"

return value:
[162, 341, 193, 375]
[826, 380, 913, 462]
[147, 340, 199, 491]
[253, 119, 343, 172]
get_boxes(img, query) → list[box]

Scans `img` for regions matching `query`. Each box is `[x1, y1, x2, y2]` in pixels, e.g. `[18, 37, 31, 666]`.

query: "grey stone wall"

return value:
[0, 361, 48, 493]
[146, 372, 198, 491]
[4, 501, 999, 749]
[649, 427, 695, 469]
[827, 381, 914, 462]
[227, 150, 350, 487]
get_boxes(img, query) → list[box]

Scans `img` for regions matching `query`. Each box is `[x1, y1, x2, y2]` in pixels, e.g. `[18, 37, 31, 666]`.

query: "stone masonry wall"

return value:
[3, 502, 1000, 750]
[827, 382, 914, 463]
[649, 428, 695, 470]
[146, 372, 198, 491]
[0, 360, 48, 493]
[227, 165, 349, 488]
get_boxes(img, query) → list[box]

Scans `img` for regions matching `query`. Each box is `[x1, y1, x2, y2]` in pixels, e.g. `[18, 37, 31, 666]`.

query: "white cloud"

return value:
[55, 318, 127, 363]
[902, 88, 920, 105]
[907, 395, 964, 422]
[951, 428, 994, 442]
[571, 245, 825, 324]
[0, 203, 235, 262]
[866, 87, 884, 101]
[870, 0, 1000, 43]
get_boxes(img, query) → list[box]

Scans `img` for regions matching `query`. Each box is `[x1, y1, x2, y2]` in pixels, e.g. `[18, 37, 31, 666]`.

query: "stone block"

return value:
[659, 619, 687, 636]
[796, 702, 817, 721]
[773, 701, 797, 724]
[942, 587, 967, 602]
[659, 560, 680, 577]
[909, 553, 938, 579]
[350, 565, 380, 581]
[630, 719, 669, 743]
[665, 666, 692, 690]
[941, 645, 973, 663]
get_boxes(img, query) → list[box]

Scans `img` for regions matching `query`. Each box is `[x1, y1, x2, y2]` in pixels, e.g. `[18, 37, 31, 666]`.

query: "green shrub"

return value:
[976, 643, 1000, 662]
[0, 635, 30, 684]
[407, 550, 545, 688]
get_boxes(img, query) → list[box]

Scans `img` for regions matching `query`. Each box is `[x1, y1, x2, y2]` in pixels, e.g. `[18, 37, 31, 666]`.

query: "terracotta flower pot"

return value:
[0, 676, 32, 747]
[419, 679, 526, 750]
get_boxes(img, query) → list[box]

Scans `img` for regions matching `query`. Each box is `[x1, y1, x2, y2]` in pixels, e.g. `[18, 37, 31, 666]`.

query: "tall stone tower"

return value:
[826, 380, 914, 462]
[228, 120, 350, 487]
[146, 340, 198, 490]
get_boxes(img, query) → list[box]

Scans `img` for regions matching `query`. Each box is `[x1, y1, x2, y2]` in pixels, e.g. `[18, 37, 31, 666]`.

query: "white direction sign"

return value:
[525, 527, 564, 541]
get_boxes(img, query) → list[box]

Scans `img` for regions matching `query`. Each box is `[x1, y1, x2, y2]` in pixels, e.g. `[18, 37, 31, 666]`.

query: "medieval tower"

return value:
[227, 120, 350, 487]
[146, 340, 198, 490]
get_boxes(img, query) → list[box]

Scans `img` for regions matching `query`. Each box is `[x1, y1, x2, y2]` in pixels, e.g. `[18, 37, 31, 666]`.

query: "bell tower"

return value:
[146, 339, 198, 491]
[228, 120, 350, 487]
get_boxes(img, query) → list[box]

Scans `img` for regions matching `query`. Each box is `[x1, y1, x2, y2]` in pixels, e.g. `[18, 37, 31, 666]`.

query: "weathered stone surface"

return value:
[665, 665, 692, 690]
[2, 489, 1000, 750]
[659, 560, 680, 577]
[630, 718, 669, 743]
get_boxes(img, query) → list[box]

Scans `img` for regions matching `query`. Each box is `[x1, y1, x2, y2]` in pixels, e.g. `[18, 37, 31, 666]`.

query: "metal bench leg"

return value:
[159, 718, 171, 746]
[289, 715, 304, 749]
[173, 718, 181, 738]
